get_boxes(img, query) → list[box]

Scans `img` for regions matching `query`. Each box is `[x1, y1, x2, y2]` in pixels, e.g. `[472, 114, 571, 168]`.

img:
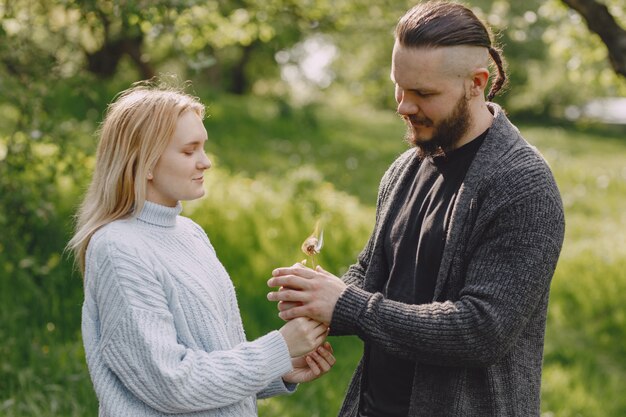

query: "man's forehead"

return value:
[391, 45, 446, 84]
[391, 42, 488, 79]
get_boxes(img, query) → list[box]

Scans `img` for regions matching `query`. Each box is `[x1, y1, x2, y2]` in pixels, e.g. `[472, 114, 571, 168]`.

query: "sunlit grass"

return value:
[200, 94, 407, 204]
[522, 123, 626, 417]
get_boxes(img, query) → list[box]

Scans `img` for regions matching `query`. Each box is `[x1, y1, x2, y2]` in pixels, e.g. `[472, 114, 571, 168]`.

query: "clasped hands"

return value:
[267, 263, 347, 324]
[268, 263, 347, 384]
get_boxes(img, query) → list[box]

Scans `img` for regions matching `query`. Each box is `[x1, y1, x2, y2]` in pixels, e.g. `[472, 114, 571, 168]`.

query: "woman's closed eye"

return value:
[183, 146, 201, 156]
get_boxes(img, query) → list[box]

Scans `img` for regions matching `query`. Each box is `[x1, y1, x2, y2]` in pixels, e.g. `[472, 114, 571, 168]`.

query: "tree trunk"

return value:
[561, 0, 626, 78]
[86, 35, 155, 79]
[231, 42, 257, 95]
[124, 36, 156, 80]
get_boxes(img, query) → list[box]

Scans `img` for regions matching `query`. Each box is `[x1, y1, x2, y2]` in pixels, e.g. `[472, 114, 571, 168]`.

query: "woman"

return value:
[68, 82, 334, 416]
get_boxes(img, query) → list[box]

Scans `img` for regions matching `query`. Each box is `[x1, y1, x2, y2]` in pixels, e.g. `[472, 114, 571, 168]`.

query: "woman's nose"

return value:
[198, 153, 212, 170]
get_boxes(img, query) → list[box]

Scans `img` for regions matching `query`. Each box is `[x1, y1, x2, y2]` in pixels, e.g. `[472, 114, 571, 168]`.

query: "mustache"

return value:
[401, 114, 433, 127]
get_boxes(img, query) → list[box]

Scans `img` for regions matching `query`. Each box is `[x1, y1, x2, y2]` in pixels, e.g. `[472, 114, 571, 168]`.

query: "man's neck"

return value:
[453, 101, 494, 150]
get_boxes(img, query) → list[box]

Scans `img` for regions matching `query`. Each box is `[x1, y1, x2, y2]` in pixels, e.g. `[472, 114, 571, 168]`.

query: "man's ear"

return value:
[469, 67, 490, 97]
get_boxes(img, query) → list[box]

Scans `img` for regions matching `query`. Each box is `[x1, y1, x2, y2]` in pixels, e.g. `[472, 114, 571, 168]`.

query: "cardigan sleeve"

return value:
[330, 158, 565, 367]
[92, 242, 293, 414]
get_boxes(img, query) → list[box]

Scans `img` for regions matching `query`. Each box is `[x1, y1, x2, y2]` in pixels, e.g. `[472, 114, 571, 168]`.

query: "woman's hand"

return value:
[282, 342, 336, 384]
[279, 317, 328, 358]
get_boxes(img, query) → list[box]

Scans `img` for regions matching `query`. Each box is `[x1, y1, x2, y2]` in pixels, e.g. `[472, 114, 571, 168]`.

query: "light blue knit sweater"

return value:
[82, 201, 294, 416]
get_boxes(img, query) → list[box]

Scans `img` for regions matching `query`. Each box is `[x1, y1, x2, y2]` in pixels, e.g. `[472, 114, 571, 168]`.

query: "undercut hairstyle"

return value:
[395, 1, 507, 101]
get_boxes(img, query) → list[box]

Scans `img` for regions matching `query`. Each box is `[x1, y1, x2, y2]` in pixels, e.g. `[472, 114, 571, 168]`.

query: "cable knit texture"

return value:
[82, 201, 294, 417]
[330, 104, 565, 417]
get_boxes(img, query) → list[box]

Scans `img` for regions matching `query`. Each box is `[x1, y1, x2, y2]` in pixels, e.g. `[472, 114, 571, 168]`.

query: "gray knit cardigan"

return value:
[330, 103, 565, 417]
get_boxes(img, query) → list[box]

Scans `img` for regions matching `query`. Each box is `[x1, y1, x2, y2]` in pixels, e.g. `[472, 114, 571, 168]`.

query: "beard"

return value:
[403, 93, 471, 159]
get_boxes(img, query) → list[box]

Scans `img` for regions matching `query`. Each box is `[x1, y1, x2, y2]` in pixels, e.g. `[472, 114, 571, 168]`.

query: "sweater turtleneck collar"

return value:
[136, 201, 182, 227]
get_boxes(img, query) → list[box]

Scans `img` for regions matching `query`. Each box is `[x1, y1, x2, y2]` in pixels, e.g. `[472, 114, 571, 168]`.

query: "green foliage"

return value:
[500, 0, 626, 118]
[2, 89, 626, 416]
[327, 0, 626, 118]
[3, 0, 624, 110]
[185, 165, 371, 416]
[195, 91, 407, 203]
[2, 0, 626, 415]
[520, 122, 626, 417]
[0, 0, 377, 94]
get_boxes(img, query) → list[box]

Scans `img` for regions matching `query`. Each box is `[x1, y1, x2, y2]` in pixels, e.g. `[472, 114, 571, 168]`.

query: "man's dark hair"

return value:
[395, 1, 507, 101]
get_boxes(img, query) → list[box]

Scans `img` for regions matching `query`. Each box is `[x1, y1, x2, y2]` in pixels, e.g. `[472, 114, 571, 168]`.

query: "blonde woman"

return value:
[68, 82, 334, 416]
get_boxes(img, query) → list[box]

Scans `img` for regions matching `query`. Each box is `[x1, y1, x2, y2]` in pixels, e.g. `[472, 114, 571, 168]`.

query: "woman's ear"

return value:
[147, 170, 154, 180]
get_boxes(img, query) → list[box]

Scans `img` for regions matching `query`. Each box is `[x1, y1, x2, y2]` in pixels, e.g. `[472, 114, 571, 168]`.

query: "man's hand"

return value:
[282, 342, 336, 384]
[267, 264, 347, 324]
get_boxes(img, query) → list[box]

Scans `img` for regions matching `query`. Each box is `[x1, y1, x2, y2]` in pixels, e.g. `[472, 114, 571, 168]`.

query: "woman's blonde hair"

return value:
[67, 81, 205, 274]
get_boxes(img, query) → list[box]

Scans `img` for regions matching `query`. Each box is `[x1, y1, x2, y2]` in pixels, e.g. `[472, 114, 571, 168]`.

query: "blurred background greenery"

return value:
[1, 0, 625, 416]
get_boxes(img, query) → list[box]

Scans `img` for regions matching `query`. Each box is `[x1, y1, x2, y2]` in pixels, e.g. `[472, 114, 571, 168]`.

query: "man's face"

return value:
[391, 43, 472, 157]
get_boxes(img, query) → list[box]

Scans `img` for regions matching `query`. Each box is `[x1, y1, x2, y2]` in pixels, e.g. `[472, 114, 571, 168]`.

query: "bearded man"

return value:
[267, 2, 565, 416]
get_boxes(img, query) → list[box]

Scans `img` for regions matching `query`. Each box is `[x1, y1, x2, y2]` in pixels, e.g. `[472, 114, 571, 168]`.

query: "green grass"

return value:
[520, 123, 626, 417]
[200, 94, 408, 204]
[1, 94, 625, 416]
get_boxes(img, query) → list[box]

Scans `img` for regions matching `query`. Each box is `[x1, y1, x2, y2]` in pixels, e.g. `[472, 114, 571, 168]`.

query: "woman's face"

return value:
[146, 110, 211, 207]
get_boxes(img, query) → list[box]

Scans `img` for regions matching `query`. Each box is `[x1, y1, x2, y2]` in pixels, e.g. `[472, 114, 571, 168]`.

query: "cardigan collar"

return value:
[433, 102, 523, 298]
[364, 103, 524, 297]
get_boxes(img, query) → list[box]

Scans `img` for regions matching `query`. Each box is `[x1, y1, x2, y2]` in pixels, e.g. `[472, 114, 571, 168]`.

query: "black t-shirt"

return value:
[359, 131, 488, 416]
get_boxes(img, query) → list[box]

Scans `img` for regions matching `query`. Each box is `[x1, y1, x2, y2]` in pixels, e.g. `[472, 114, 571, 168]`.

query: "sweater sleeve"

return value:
[185, 221, 298, 400]
[93, 243, 293, 414]
[330, 160, 565, 367]
[257, 378, 297, 399]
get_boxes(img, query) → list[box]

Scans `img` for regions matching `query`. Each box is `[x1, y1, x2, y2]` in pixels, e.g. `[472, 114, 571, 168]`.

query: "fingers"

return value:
[312, 323, 328, 349]
[319, 342, 336, 366]
[272, 265, 318, 279]
[278, 300, 301, 312]
[305, 355, 321, 376]
[315, 265, 340, 280]
[306, 343, 336, 374]
[290, 316, 322, 330]
[312, 352, 332, 373]
[267, 275, 309, 291]
[267, 286, 307, 303]
[278, 305, 309, 321]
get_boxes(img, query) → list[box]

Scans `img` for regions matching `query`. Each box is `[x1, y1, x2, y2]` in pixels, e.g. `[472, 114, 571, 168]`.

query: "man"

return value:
[267, 2, 565, 416]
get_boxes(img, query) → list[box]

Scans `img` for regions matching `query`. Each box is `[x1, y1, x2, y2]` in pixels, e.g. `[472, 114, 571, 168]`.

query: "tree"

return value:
[562, 0, 626, 78]
[0, 0, 366, 94]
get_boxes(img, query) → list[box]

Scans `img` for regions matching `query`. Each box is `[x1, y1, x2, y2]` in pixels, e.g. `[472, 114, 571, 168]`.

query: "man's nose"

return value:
[397, 96, 419, 116]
